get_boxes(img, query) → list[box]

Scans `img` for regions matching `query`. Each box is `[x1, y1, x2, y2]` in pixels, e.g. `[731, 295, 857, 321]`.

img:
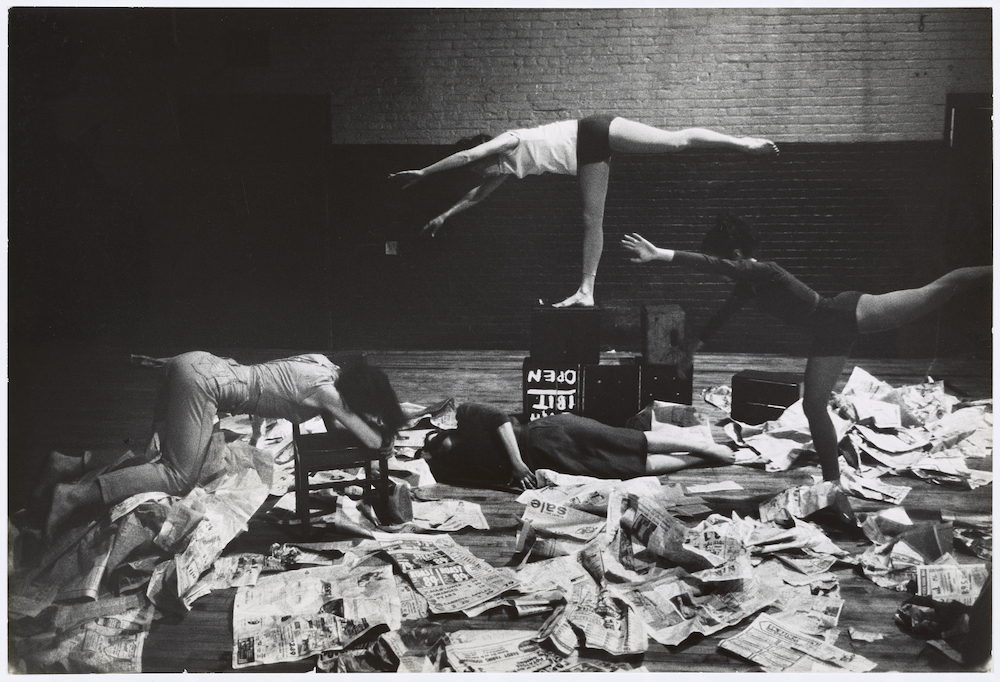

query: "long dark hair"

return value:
[700, 213, 760, 259]
[335, 355, 406, 439]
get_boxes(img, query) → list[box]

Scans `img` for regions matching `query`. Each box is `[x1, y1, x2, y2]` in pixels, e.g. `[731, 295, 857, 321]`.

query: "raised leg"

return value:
[553, 160, 610, 308]
[802, 354, 849, 481]
[608, 118, 778, 155]
[856, 266, 992, 334]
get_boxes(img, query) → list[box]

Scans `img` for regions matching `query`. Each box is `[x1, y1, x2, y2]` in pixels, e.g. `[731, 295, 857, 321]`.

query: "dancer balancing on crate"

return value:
[391, 115, 778, 308]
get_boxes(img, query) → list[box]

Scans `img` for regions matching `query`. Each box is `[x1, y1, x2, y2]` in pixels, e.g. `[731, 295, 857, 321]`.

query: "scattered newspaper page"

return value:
[915, 560, 989, 606]
[719, 613, 877, 672]
[232, 564, 401, 668]
[411, 499, 489, 532]
[377, 533, 519, 614]
[439, 629, 577, 672]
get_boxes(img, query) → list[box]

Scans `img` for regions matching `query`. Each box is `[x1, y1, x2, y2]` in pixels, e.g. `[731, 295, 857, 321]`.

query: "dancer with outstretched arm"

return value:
[622, 214, 991, 482]
[391, 115, 778, 308]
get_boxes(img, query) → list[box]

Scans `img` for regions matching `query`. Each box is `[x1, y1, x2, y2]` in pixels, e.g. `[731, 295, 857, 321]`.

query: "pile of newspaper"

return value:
[727, 367, 992, 490]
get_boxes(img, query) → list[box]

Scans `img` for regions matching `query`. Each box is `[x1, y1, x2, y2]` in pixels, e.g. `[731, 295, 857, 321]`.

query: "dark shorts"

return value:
[806, 291, 864, 356]
[577, 114, 617, 166]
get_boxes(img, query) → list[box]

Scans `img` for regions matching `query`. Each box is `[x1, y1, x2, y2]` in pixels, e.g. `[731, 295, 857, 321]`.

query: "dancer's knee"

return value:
[802, 395, 830, 423]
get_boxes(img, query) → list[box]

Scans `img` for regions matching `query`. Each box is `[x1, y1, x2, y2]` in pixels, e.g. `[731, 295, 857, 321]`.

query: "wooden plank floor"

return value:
[8, 346, 993, 672]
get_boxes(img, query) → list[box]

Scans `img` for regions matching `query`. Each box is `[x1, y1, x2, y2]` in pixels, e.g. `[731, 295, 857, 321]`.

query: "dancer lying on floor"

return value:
[622, 215, 993, 482]
[44, 351, 406, 537]
[417, 402, 734, 491]
[390, 115, 778, 308]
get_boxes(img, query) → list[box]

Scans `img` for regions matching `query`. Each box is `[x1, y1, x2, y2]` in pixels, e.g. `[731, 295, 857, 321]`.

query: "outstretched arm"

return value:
[496, 421, 536, 490]
[421, 175, 509, 236]
[390, 133, 519, 188]
[621, 232, 677, 263]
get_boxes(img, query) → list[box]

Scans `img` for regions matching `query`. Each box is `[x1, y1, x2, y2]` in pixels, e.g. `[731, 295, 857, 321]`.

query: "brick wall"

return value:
[328, 140, 990, 358]
[190, 8, 993, 143]
[9, 8, 992, 357]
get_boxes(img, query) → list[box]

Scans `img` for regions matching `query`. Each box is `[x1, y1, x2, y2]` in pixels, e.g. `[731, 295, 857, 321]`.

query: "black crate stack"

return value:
[523, 306, 692, 426]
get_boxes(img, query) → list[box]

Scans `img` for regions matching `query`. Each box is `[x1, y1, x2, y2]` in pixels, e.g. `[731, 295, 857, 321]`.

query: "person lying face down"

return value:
[417, 403, 734, 491]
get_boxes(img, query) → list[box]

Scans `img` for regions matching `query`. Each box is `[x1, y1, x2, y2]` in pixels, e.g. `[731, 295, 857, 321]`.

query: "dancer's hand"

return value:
[621, 233, 660, 263]
[388, 169, 424, 189]
[510, 464, 537, 491]
[421, 215, 447, 237]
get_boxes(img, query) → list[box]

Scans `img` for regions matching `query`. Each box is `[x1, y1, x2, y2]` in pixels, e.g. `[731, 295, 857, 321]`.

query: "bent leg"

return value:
[856, 266, 992, 334]
[99, 353, 220, 504]
[803, 354, 849, 481]
[608, 118, 777, 155]
[554, 160, 610, 307]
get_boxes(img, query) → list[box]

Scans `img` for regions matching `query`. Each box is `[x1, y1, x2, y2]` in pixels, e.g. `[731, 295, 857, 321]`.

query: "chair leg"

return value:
[293, 427, 311, 540]
[377, 450, 390, 522]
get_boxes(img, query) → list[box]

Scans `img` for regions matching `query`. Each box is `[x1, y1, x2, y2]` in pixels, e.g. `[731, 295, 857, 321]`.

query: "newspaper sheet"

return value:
[181, 552, 281, 608]
[537, 579, 648, 656]
[758, 480, 848, 524]
[232, 564, 401, 668]
[411, 499, 489, 532]
[439, 629, 578, 672]
[515, 520, 588, 560]
[377, 533, 519, 614]
[719, 613, 877, 672]
[610, 567, 776, 647]
[915, 561, 989, 606]
[524, 470, 664, 515]
[607, 488, 710, 572]
[839, 469, 911, 504]
[30, 603, 155, 674]
[521, 497, 606, 541]
[174, 467, 271, 602]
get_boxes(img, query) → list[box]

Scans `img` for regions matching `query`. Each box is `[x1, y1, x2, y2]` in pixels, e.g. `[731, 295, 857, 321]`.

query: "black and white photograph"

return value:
[7, 5, 993, 673]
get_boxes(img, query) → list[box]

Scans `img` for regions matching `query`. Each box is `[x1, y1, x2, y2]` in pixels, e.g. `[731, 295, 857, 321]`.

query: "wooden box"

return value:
[581, 360, 641, 427]
[530, 306, 600, 365]
[731, 369, 803, 425]
[640, 362, 694, 407]
[642, 304, 686, 365]
[523, 358, 582, 422]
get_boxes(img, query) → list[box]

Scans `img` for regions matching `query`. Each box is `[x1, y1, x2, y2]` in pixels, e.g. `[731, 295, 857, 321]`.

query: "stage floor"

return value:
[9, 347, 993, 672]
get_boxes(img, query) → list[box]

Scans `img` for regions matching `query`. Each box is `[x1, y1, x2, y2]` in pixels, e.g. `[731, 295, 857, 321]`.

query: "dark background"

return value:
[9, 9, 991, 358]
[5, 7, 993, 514]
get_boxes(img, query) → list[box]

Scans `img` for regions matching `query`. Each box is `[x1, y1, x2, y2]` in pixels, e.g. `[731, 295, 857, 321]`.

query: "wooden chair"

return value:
[291, 423, 391, 539]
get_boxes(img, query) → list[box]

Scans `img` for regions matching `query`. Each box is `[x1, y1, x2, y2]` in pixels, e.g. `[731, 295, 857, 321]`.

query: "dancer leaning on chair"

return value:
[43, 352, 406, 538]
[622, 214, 992, 482]
[390, 115, 778, 308]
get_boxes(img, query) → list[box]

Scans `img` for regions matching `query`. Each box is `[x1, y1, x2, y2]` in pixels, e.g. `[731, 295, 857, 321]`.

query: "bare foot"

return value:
[743, 138, 779, 156]
[699, 444, 736, 465]
[552, 290, 595, 308]
[45, 481, 101, 539]
[30, 451, 86, 513]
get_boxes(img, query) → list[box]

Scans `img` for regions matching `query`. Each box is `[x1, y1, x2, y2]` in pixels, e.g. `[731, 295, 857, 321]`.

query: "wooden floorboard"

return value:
[9, 347, 993, 673]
